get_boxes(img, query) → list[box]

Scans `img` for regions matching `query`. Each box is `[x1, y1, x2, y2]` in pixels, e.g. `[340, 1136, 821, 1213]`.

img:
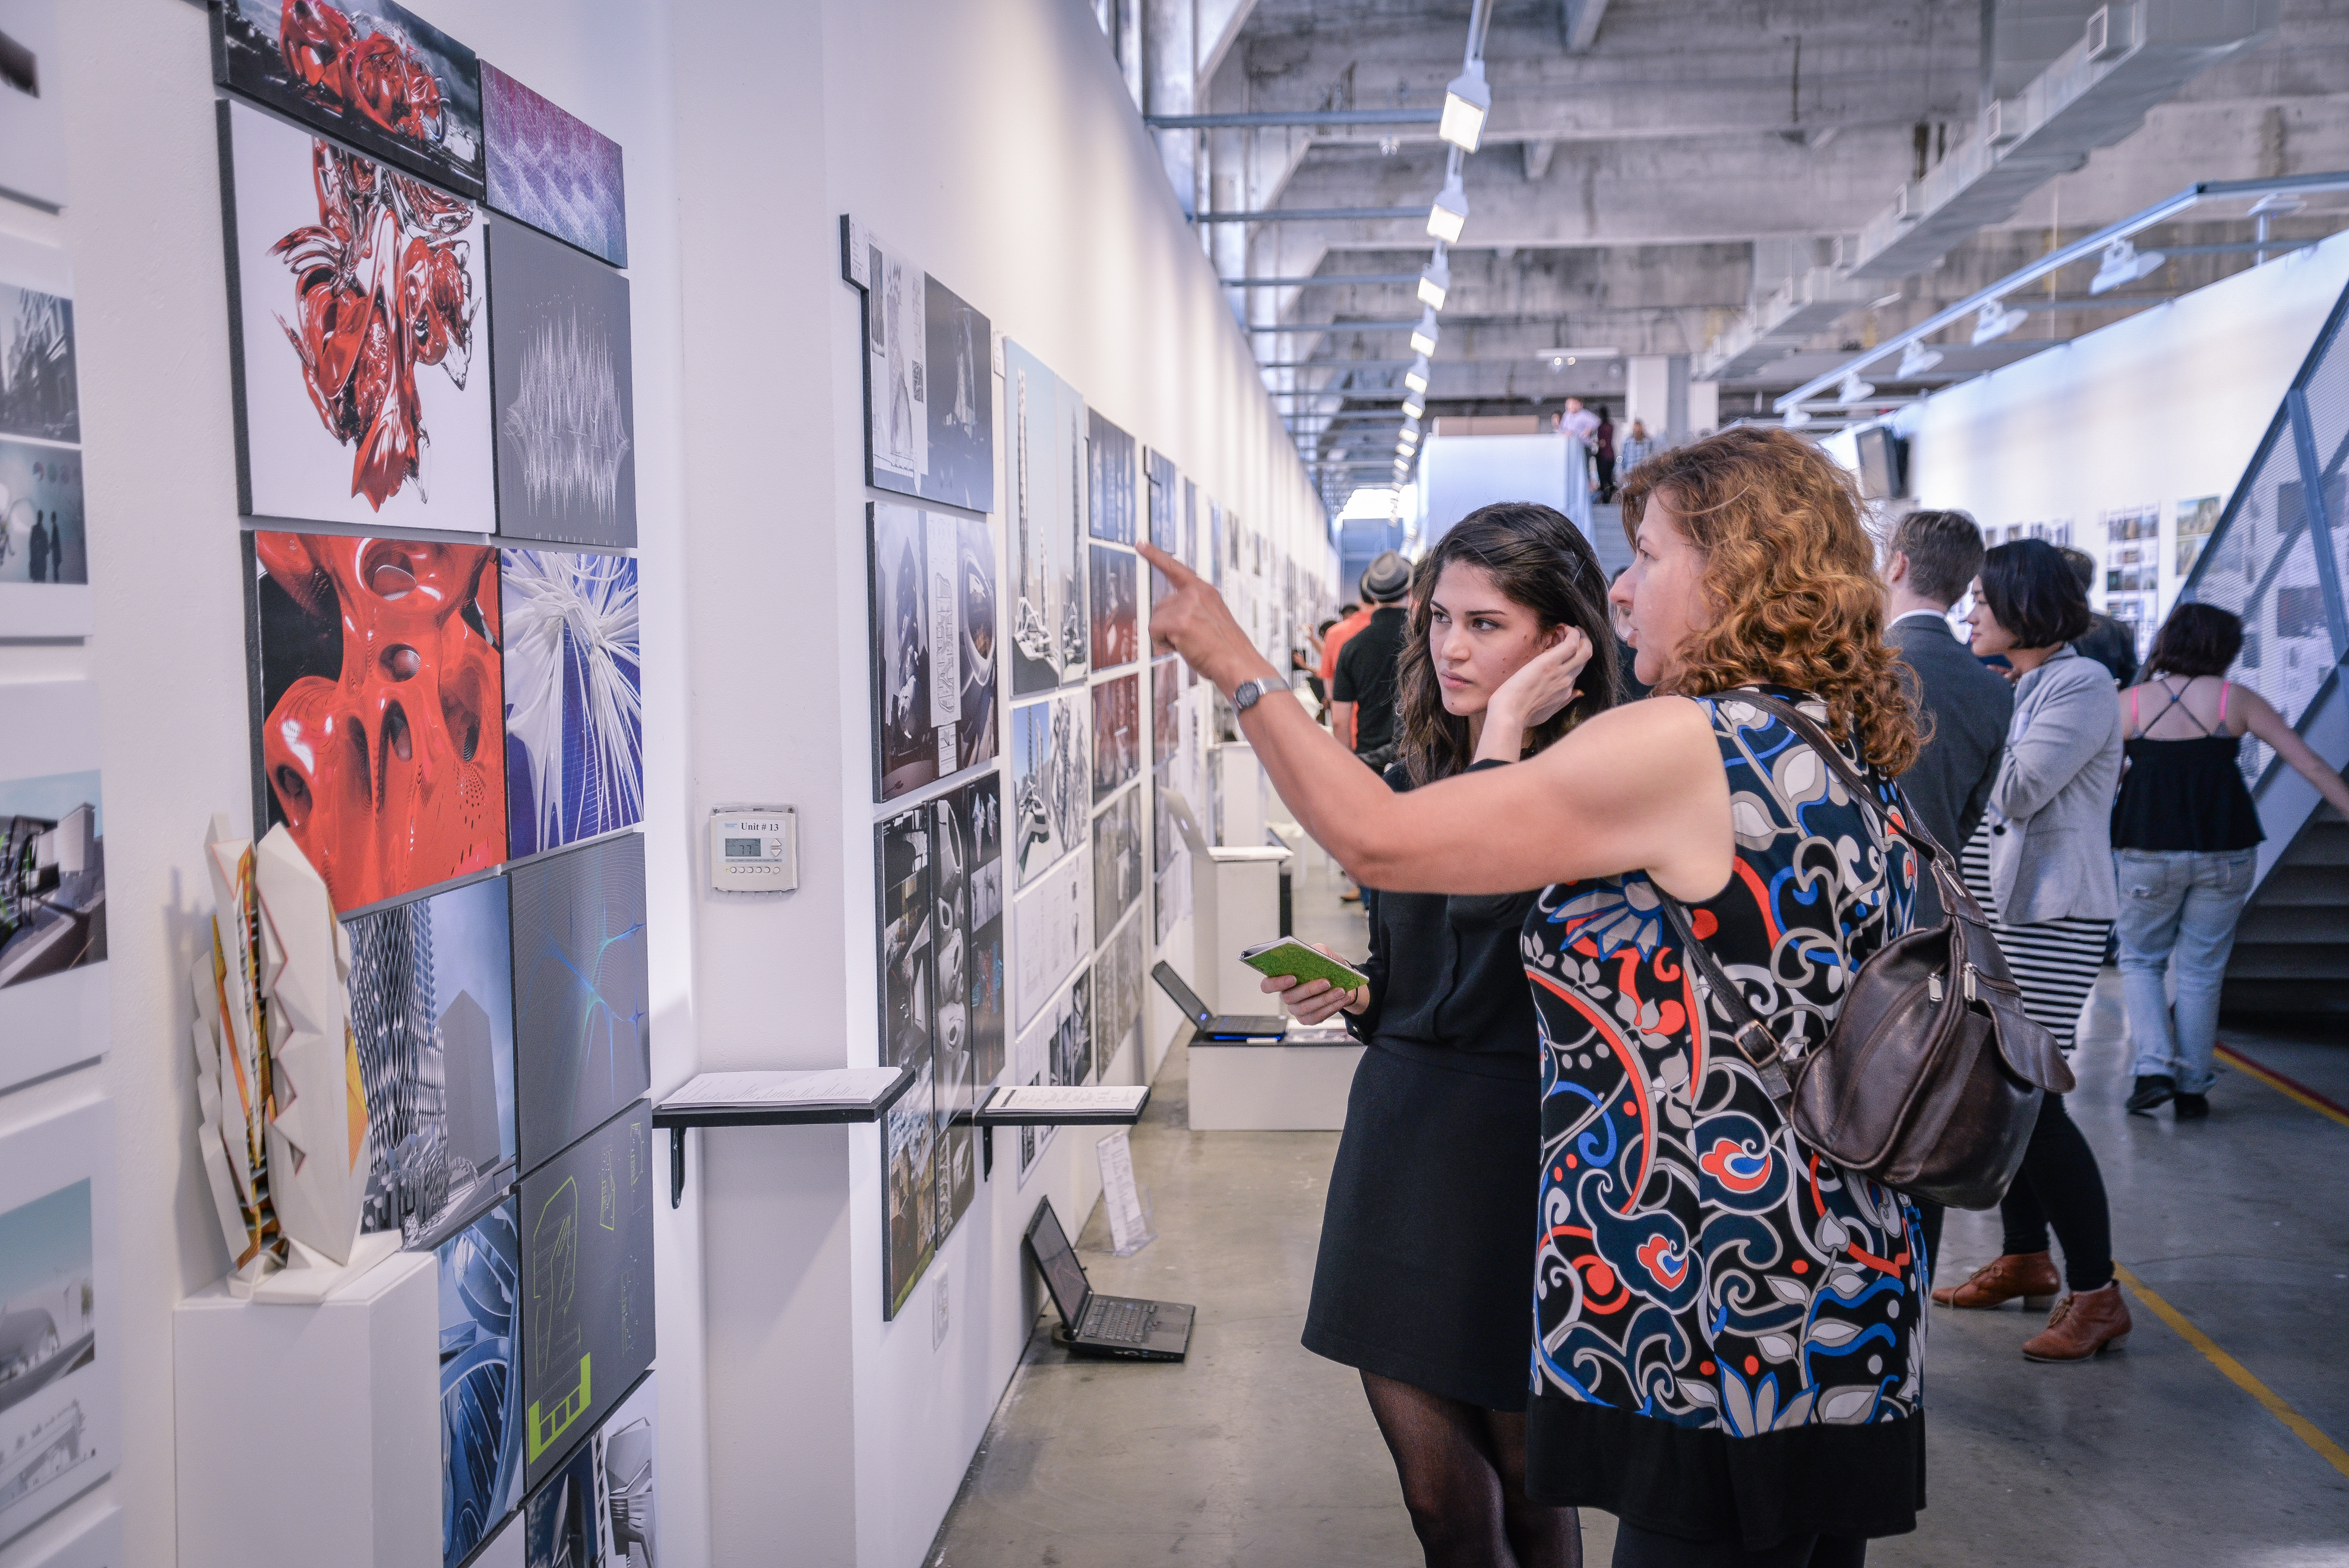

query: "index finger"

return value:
[1137, 540, 1197, 589]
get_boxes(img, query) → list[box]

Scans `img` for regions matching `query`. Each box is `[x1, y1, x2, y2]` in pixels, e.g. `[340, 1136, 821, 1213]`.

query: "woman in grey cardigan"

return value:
[1934, 540, 2132, 1364]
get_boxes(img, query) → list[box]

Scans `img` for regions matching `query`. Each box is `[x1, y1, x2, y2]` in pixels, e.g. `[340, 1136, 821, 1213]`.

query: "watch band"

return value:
[1232, 676, 1280, 713]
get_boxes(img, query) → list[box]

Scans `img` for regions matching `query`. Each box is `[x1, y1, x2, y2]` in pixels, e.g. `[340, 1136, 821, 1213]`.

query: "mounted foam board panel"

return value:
[508, 831, 649, 1175]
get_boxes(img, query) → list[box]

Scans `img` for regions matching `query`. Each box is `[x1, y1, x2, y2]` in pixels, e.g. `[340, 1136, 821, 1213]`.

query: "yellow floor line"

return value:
[2114, 1263, 2349, 1481]
[2214, 1044, 2349, 1131]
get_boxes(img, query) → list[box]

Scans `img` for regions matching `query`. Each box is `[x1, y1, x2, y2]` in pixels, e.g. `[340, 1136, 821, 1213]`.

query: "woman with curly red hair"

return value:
[1142, 428, 1926, 1567]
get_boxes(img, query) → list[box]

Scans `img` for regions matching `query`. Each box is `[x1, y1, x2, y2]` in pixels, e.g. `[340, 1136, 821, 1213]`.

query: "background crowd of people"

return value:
[1139, 426, 2349, 1568]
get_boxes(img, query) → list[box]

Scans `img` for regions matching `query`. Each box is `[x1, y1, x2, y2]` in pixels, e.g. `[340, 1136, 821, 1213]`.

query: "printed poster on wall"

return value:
[1003, 340, 1086, 696]
[0, 234, 90, 637]
[841, 220, 994, 516]
[0, 679, 108, 1093]
[0, 1099, 119, 1551]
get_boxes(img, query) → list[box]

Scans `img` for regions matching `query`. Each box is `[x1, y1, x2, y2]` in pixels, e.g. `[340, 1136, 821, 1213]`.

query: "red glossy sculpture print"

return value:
[256, 532, 507, 911]
[269, 125, 477, 510]
[277, 0, 449, 149]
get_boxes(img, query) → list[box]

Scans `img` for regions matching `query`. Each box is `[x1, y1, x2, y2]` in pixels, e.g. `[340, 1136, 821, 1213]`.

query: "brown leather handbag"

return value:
[1657, 690, 2075, 1211]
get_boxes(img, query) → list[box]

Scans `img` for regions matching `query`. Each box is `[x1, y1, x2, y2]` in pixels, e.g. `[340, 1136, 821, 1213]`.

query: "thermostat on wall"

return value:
[710, 806, 798, 892]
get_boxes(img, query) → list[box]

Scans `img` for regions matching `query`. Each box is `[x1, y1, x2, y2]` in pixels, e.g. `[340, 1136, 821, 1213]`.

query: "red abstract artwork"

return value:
[268, 131, 477, 510]
[276, 0, 450, 148]
[254, 532, 507, 911]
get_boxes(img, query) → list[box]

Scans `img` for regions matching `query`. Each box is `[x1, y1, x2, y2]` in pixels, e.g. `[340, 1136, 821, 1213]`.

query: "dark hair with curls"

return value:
[2144, 601, 2243, 679]
[1395, 502, 1621, 786]
[1978, 539, 2091, 649]
[1620, 426, 1920, 774]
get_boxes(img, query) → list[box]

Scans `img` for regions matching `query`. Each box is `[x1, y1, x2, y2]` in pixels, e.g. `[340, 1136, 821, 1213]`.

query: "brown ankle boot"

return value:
[1930, 1251, 2061, 1310]
[2022, 1281, 2133, 1362]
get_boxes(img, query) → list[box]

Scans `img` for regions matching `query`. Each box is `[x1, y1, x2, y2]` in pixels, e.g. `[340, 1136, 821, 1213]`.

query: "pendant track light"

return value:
[1427, 173, 1469, 244]
[1409, 308, 1441, 356]
[1440, 59, 1491, 152]
[1404, 356, 1431, 394]
[1971, 299, 2028, 345]
[1418, 248, 1451, 311]
[1896, 340, 1943, 378]
[2089, 238, 2167, 295]
[1837, 372, 1876, 405]
[1401, 397, 1425, 421]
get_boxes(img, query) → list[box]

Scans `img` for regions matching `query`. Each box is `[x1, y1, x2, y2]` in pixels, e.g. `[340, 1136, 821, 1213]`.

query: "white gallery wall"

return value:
[0, 2, 1324, 1567]
[1888, 231, 2349, 626]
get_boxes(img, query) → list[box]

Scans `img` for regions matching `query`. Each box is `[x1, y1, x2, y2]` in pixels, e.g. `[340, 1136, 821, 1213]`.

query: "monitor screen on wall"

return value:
[1855, 426, 1907, 500]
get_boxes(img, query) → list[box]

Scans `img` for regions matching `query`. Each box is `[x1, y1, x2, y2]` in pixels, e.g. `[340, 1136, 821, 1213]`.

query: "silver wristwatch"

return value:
[1232, 676, 1282, 713]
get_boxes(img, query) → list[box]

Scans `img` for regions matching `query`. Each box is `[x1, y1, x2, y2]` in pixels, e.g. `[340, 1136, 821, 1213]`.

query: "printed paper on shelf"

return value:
[663, 1068, 907, 1109]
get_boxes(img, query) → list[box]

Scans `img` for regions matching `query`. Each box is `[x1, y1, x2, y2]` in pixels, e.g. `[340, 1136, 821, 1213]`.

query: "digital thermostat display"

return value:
[709, 807, 798, 893]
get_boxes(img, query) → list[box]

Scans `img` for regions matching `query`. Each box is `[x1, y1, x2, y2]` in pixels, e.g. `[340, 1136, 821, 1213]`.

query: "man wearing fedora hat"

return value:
[1330, 550, 1413, 771]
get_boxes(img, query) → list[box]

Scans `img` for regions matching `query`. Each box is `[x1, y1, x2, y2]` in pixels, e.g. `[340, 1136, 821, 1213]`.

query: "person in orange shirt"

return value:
[1320, 599, 1373, 700]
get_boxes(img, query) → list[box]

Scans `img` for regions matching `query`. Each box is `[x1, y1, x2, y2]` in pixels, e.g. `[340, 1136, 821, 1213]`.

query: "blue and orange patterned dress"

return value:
[1519, 691, 1927, 1548]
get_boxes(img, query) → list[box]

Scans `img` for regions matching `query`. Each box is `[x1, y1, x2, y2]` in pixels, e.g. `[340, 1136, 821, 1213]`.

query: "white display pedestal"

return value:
[1187, 1039, 1365, 1130]
[174, 1253, 438, 1568]
[1215, 741, 1269, 848]
[1206, 846, 1291, 1013]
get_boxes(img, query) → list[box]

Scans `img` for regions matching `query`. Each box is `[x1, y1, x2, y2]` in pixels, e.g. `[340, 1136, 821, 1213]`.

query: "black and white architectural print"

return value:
[0, 237, 76, 444]
[867, 503, 998, 802]
[1003, 339, 1085, 696]
[1090, 786, 1142, 940]
[938, 774, 1006, 1095]
[344, 872, 516, 1247]
[875, 802, 934, 1077]
[1008, 688, 1089, 889]
[1093, 908, 1146, 1083]
[1058, 965, 1094, 1087]
[488, 219, 636, 548]
[845, 225, 993, 516]
[0, 0, 67, 211]
[1012, 848, 1089, 1035]
[1146, 447, 1177, 605]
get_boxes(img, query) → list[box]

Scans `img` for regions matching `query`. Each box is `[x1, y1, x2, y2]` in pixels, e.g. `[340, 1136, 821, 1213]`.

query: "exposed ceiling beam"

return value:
[1149, 109, 1439, 129]
[1196, 204, 1427, 223]
[1224, 273, 1421, 287]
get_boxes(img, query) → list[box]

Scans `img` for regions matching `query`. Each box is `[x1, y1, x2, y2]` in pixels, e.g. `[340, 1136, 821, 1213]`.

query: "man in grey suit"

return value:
[1883, 508, 2014, 1275]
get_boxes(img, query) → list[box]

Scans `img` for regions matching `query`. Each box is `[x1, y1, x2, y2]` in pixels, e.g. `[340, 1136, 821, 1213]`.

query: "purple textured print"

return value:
[479, 63, 627, 268]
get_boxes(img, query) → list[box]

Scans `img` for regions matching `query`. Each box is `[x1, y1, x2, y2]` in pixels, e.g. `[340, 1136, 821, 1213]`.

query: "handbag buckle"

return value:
[1729, 1019, 1780, 1070]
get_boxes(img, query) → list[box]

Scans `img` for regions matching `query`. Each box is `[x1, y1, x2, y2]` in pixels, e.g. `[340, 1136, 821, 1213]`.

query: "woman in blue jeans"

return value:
[2114, 604, 2349, 1117]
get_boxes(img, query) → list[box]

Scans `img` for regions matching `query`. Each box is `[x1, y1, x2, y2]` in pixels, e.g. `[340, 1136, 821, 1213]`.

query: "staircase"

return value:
[2223, 803, 2349, 1020]
[2175, 269, 2349, 1023]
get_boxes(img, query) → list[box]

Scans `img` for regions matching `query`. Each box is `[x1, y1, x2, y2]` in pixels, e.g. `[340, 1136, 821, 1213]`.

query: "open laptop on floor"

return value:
[1023, 1197, 1194, 1362]
[1150, 961, 1288, 1042]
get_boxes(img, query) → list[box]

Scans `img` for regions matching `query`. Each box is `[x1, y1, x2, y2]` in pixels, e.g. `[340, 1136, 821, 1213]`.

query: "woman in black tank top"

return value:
[2114, 605, 2349, 1117]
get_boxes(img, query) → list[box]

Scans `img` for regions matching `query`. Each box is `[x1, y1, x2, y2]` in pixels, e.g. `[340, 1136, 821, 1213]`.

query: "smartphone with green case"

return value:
[1238, 939, 1369, 994]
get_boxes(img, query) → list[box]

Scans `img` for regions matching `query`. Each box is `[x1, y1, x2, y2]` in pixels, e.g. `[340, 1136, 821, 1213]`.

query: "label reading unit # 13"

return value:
[709, 806, 798, 892]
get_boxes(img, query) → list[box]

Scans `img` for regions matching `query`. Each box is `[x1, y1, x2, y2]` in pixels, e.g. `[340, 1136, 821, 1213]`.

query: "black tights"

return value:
[1361, 1371, 1582, 1568]
[1997, 1092, 2115, 1293]
[1612, 1522, 1866, 1567]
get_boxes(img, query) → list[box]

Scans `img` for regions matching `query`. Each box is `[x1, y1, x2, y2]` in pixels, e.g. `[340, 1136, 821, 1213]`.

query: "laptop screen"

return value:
[1150, 961, 1212, 1025]
[1025, 1199, 1091, 1326]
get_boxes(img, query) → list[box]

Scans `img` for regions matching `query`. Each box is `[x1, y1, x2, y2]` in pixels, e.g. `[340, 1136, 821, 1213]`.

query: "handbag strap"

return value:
[1655, 894, 1796, 1105]
[1654, 689, 1971, 1105]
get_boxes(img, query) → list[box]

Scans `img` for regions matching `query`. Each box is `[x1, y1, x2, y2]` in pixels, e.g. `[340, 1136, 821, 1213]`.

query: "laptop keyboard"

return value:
[1081, 1297, 1154, 1343]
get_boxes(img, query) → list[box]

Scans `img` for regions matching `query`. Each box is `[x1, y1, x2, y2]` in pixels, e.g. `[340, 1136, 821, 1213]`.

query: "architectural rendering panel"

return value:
[508, 833, 649, 1175]
[1087, 543, 1136, 671]
[488, 220, 635, 548]
[0, 1100, 116, 1551]
[1090, 673, 1139, 803]
[0, 437, 84, 593]
[1008, 687, 1087, 889]
[1090, 786, 1141, 941]
[850, 231, 992, 515]
[1003, 341, 1085, 695]
[502, 549, 643, 860]
[868, 504, 997, 802]
[346, 873, 516, 1246]
[0, 681, 105, 1093]
[1087, 410, 1134, 544]
[439, 1197, 523, 1568]
[518, 1102, 653, 1491]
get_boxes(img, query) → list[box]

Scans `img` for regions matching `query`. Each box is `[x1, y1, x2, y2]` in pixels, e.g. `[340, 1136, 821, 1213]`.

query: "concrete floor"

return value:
[927, 853, 2349, 1567]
